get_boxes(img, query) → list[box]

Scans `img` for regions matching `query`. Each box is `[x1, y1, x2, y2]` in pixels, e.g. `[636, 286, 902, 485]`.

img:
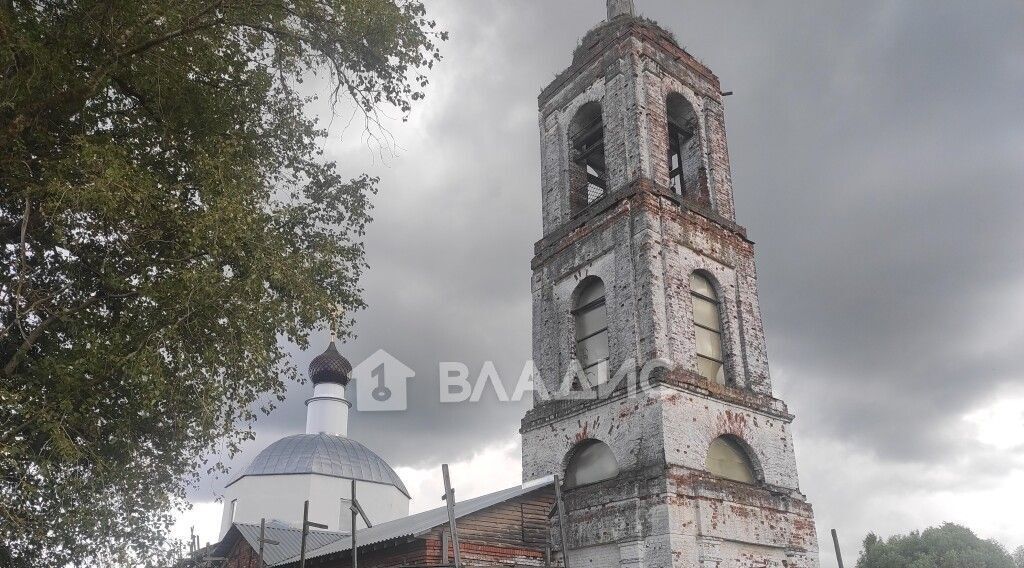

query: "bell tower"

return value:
[520, 1, 820, 566]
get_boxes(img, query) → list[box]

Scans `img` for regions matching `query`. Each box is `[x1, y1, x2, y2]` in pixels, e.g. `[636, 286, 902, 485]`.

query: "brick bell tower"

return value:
[519, 1, 820, 566]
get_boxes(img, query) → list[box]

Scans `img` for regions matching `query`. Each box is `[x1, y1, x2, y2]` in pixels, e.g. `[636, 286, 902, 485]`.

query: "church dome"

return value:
[308, 341, 352, 385]
[229, 433, 409, 497]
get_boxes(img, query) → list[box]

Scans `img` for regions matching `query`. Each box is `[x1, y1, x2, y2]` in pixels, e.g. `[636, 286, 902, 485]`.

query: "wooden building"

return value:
[213, 480, 555, 568]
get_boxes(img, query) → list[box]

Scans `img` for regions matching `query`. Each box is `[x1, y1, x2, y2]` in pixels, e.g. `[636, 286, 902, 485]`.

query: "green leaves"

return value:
[0, 0, 443, 565]
[857, 524, 1015, 568]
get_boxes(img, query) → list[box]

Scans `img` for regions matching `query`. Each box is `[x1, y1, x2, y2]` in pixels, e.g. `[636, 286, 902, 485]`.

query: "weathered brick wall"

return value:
[522, 385, 817, 567]
[529, 191, 771, 397]
[652, 199, 773, 394]
[522, 388, 666, 481]
[522, 12, 819, 568]
[522, 386, 800, 489]
[538, 19, 736, 232]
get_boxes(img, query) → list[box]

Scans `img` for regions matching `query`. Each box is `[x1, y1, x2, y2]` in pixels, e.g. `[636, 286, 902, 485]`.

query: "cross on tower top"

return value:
[607, 0, 635, 20]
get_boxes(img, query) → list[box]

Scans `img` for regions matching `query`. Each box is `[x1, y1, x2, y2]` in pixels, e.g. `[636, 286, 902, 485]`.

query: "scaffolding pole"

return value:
[442, 464, 463, 567]
[553, 475, 571, 568]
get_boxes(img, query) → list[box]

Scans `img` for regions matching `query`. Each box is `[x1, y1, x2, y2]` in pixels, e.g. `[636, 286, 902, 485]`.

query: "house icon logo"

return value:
[352, 349, 415, 412]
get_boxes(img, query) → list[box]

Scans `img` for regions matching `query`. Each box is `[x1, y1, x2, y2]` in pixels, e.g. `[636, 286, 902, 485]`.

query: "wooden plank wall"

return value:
[222, 537, 259, 568]
[420, 487, 555, 567]
[305, 486, 555, 568]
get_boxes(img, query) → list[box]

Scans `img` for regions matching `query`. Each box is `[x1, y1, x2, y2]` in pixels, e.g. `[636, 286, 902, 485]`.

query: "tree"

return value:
[0, 1, 444, 566]
[857, 523, 1015, 568]
[1012, 546, 1024, 568]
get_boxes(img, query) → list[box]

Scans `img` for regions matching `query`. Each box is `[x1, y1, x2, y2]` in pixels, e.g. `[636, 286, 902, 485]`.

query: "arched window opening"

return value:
[690, 272, 725, 385]
[565, 439, 619, 488]
[573, 277, 609, 386]
[706, 436, 756, 484]
[569, 102, 607, 210]
[666, 93, 702, 197]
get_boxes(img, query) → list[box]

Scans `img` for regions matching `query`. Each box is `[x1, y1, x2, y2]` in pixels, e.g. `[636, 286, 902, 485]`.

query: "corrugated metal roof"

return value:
[227, 433, 409, 497]
[278, 476, 555, 565]
[214, 522, 347, 566]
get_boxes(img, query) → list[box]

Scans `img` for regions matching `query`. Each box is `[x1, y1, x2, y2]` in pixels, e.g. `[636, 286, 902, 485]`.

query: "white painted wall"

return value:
[305, 382, 350, 436]
[219, 474, 409, 538]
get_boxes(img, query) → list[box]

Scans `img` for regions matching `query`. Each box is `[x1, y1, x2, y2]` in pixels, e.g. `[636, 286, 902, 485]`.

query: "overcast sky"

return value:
[178, 1, 1024, 563]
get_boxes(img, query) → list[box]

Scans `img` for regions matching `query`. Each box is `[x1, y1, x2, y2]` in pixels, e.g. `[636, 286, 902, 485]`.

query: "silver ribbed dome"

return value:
[229, 434, 409, 497]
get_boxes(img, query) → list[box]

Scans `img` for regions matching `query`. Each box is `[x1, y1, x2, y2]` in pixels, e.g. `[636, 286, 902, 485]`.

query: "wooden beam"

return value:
[442, 464, 463, 567]
[352, 480, 358, 568]
[832, 528, 846, 568]
[553, 475, 571, 568]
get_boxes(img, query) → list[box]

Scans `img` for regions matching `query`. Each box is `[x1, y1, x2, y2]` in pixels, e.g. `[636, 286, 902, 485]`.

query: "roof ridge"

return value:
[235, 522, 312, 535]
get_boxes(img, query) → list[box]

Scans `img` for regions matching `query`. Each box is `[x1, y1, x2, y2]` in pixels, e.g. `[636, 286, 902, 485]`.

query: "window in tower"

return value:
[568, 102, 608, 211]
[690, 272, 726, 384]
[706, 436, 757, 484]
[573, 277, 609, 386]
[666, 93, 702, 197]
[565, 439, 619, 489]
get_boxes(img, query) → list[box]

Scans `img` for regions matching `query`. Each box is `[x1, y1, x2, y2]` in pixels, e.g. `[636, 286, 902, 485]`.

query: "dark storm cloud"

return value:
[699, 0, 1024, 461]
[190, 0, 1024, 556]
